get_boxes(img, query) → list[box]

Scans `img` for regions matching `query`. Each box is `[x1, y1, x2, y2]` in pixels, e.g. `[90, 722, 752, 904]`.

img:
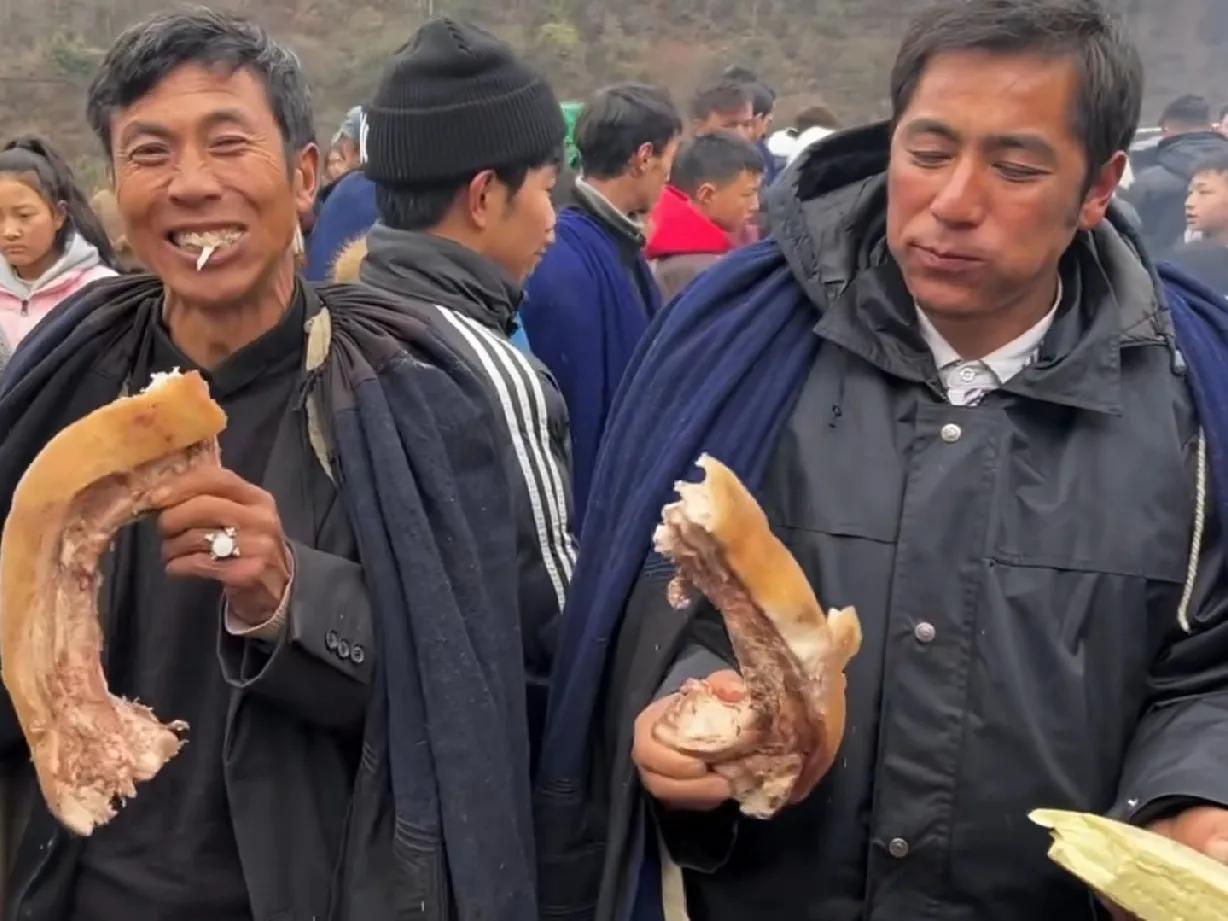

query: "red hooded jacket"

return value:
[645, 186, 735, 302]
[645, 186, 733, 260]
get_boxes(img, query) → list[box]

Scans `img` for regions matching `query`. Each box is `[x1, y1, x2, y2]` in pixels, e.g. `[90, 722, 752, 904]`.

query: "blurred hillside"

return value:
[0, 0, 1225, 188]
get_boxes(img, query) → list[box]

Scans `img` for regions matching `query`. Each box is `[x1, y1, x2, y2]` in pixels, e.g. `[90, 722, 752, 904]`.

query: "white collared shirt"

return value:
[915, 279, 1063, 406]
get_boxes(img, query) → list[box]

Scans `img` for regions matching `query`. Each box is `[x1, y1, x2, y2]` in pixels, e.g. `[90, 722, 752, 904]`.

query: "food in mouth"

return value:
[169, 229, 243, 271]
[0, 370, 227, 834]
[652, 455, 862, 818]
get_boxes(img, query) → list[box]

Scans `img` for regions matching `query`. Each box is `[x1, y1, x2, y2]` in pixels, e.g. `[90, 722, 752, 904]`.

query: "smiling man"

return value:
[535, 2, 1228, 921]
[0, 10, 539, 921]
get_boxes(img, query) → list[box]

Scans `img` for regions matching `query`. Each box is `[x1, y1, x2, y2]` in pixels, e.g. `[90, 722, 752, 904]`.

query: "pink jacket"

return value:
[0, 235, 116, 348]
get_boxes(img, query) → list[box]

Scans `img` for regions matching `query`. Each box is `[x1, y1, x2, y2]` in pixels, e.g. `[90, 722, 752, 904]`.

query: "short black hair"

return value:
[375, 147, 562, 232]
[671, 132, 764, 197]
[796, 104, 841, 133]
[86, 8, 314, 162]
[720, 66, 775, 117]
[1160, 94, 1212, 128]
[574, 84, 681, 180]
[0, 136, 117, 268]
[690, 81, 752, 122]
[1219, 104, 1228, 124]
[891, 0, 1142, 173]
[1193, 151, 1228, 181]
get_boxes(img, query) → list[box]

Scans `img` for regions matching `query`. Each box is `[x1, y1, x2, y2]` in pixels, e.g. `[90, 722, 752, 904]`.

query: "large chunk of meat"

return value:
[652, 455, 861, 818]
[0, 371, 227, 835]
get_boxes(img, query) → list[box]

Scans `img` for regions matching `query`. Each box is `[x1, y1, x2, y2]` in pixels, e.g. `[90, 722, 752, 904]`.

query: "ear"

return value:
[694, 181, 718, 207]
[465, 170, 499, 231]
[631, 141, 654, 176]
[1078, 151, 1127, 231]
[292, 143, 321, 216]
[52, 201, 68, 232]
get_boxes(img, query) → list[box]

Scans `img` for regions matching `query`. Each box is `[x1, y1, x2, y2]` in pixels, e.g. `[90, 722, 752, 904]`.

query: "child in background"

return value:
[0, 137, 116, 347]
[1175, 152, 1228, 297]
[645, 131, 764, 302]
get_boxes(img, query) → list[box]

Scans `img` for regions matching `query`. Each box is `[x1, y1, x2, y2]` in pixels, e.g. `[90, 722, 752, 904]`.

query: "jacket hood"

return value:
[1156, 130, 1228, 182]
[359, 223, 522, 334]
[645, 186, 733, 259]
[0, 232, 104, 301]
[766, 120, 1172, 352]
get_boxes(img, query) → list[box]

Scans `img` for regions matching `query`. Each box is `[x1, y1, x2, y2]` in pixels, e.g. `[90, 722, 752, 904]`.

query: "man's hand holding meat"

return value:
[156, 467, 292, 629]
[634, 670, 746, 813]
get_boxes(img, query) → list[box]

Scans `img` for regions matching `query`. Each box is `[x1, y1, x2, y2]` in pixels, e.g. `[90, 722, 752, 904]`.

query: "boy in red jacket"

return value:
[646, 131, 764, 302]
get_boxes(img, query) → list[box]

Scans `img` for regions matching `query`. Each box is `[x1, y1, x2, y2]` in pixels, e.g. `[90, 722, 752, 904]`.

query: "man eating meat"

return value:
[0, 10, 539, 921]
[536, 1, 1228, 920]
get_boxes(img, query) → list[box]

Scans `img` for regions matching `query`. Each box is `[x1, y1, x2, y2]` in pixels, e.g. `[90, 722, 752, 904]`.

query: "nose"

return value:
[1, 220, 19, 241]
[928, 156, 986, 228]
[167, 146, 224, 206]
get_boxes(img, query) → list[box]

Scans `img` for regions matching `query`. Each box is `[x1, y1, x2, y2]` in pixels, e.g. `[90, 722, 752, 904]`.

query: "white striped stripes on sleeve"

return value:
[436, 308, 577, 612]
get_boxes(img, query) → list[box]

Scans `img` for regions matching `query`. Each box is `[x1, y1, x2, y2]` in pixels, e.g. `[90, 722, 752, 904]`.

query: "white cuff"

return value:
[224, 548, 295, 641]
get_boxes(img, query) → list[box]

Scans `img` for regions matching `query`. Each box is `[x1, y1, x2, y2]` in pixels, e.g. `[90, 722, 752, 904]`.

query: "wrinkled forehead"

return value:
[108, 61, 278, 147]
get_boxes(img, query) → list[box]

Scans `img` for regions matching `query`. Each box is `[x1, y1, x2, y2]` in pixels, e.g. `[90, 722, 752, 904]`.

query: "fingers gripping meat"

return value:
[652, 455, 861, 819]
[0, 371, 226, 835]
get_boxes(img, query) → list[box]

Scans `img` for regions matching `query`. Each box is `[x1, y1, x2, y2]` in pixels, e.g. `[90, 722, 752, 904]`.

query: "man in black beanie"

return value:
[359, 18, 576, 777]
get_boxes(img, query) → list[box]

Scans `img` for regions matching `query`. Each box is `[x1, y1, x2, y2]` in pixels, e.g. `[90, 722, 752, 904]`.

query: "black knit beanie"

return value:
[365, 19, 565, 186]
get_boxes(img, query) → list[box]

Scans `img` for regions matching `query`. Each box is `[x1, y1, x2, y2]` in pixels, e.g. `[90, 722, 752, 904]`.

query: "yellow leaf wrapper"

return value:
[1031, 808, 1228, 920]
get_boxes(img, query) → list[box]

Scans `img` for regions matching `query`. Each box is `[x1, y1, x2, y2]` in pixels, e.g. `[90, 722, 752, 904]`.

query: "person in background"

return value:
[536, 1, 1228, 920]
[357, 18, 576, 767]
[1123, 93, 1228, 258]
[521, 83, 682, 534]
[303, 106, 377, 282]
[722, 66, 781, 184]
[789, 102, 843, 163]
[323, 106, 363, 184]
[689, 80, 755, 141]
[0, 137, 116, 349]
[1173, 151, 1228, 297]
[90, 188, 143, 273]
[1217, 104, 1228, 140]
[645, 131, 764, 302]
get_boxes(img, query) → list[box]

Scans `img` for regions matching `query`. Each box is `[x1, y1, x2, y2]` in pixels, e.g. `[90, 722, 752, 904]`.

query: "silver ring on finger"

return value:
[204, 526, 241, 562]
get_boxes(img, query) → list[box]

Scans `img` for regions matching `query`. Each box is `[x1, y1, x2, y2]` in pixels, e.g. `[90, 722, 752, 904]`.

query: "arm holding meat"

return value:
[649, 455, 860, 819]
[154, 468, 373, 733]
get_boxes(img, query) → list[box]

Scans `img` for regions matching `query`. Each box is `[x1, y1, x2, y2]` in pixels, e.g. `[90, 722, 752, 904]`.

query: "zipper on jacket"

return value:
[20, 299, 29, 316]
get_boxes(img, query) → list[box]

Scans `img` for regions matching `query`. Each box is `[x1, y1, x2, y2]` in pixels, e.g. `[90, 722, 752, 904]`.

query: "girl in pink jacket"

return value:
[0, 137, 117, 351]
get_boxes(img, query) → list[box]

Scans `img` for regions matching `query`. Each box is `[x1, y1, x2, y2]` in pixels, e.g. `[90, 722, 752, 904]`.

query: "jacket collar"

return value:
[771, 122, 1172, 415]
[573, 178, 647, 250]
[359, 223, 522, 335]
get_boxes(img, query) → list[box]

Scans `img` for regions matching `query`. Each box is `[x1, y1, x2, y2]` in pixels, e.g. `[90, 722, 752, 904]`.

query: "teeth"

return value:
[173, 229, 242, 251]
[196, 245, 216, 272]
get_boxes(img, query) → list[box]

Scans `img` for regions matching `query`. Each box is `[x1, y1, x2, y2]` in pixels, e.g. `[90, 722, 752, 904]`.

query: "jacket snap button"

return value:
[940, 423, 962, 443]
[325, 630, 339, 651]
[337, 639, 351, 659]
[888, 837, 910, 859]
[914, 621, 936, 644]
[351, 644, 366, 664]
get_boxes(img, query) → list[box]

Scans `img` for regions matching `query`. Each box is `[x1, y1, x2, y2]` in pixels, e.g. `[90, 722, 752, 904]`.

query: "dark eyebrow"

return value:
[117, 108, 257, 149]
[901, 118, 960, 144]
[985, 133, 1058, 162]
[200, 108, 257, 134]
[117, 121, 172, 149]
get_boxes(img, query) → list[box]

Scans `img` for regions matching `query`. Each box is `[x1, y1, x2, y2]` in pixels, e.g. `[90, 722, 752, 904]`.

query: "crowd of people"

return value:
[2, 0, 1228, 920]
